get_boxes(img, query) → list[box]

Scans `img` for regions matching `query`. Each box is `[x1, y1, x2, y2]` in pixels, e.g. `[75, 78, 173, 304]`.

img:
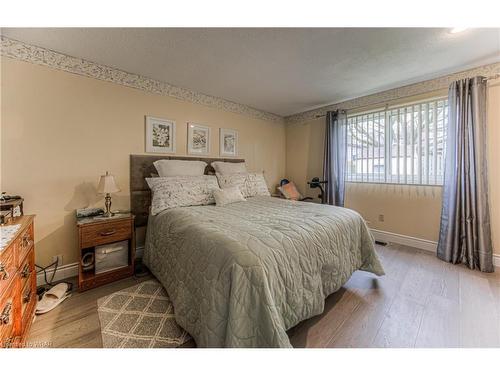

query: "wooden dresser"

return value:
[0, 216, 36, 348]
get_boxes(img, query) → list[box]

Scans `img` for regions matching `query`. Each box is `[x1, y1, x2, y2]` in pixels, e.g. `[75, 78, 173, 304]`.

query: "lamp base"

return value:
[103, 193, 114, 217]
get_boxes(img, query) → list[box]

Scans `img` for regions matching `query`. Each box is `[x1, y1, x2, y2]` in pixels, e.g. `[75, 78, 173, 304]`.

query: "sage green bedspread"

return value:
[144, 196, 384, 348]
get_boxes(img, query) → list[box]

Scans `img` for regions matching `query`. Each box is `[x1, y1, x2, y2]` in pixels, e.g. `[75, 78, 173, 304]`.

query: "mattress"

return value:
[144, 196, 384, 348]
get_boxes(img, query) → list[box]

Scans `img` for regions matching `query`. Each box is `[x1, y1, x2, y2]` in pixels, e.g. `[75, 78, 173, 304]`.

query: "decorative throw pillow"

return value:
[216, 172, 270, 198]
[213, 186, 246, 206]
[146, 175, 218, 215]
[153, 159, 207, 177]
[211, 161, 247, 175]
[278, 182, 303, 200]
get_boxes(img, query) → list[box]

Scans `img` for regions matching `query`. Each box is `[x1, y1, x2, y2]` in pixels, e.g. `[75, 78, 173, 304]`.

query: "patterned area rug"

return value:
[97, 280, 192, 348]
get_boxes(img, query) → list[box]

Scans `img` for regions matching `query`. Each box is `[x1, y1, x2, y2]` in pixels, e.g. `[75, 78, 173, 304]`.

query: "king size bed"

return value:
[130, 155, 384, 348]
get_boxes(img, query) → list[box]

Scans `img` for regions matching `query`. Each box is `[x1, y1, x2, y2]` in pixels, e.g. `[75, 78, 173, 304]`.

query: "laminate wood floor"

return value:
[28, 244, 500, 348]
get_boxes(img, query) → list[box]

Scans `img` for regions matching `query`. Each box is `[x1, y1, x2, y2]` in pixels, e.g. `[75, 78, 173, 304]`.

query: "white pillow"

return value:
[146, 175, 218, 215]
[212, 161, 247, 175]
[216, 172, 270, 198]
[153, 159, 207, 177]
[213, 186, 246, 206]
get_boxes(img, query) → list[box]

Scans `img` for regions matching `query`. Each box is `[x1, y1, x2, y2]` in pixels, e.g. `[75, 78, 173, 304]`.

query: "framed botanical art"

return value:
[219, 128, 238, 157]
[187, 123, 211, 155]
[145, 116, 176, 153]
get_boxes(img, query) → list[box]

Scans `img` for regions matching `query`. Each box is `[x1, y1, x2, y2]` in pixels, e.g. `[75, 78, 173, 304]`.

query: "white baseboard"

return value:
[36, 262, 79, 286]
[370, 228, 500, 268]
[370, 228, 437, 253]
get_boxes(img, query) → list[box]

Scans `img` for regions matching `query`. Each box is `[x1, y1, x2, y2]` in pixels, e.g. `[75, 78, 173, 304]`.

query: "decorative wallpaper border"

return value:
[0, 36, 283, 123]
[2, 35, 499, 126]
[285, 61, 500, 125]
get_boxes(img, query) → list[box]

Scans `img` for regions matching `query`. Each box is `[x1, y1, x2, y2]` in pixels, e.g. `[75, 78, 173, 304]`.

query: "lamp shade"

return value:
[97, 172, 120, 194]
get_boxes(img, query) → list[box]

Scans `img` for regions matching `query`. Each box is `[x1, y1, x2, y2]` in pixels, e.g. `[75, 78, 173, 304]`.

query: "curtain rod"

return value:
[484, 74, 500, 81]
[314, 75, 499, 119]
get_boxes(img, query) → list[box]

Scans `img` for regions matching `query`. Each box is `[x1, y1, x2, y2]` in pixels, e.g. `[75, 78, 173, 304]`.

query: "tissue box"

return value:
[95, 240, 128, 274]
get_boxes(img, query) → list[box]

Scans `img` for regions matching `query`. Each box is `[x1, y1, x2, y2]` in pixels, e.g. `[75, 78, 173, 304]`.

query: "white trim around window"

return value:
[346, 96, 448, 186]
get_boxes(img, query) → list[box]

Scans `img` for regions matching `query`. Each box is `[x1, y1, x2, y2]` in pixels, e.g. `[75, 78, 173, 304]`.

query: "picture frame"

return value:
[219, 128, 238, 157]
[187, 123, 211, 155]
[145, 116, 176, 153]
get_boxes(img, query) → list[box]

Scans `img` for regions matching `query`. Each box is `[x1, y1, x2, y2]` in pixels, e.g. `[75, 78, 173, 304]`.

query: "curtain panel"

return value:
[323, 110, 347, 206]
[437, 76, 493, 272]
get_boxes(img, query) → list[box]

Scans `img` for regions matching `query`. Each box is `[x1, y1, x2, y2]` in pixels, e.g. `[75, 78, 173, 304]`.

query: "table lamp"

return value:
[97, 171, 120, 217]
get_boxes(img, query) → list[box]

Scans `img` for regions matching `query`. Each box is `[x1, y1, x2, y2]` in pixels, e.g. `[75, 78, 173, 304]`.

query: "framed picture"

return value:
[187, 123, 211, 155]
[145, 116, 176, 153]
[219, 128, 238, 157]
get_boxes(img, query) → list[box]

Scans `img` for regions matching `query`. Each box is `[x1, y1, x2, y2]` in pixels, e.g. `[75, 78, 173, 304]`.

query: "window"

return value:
[346, 97, 448, 185]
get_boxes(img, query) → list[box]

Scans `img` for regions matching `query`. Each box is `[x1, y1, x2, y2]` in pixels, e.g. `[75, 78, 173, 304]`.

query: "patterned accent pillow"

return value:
[213, 186, 246, 206]
[278, 182, 303, 200]
[146, 175, 218, 215]
[216, 172, 270, 198]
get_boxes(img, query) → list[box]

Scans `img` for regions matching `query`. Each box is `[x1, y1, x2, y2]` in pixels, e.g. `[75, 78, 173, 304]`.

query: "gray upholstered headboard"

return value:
[130, 154, 245, 227]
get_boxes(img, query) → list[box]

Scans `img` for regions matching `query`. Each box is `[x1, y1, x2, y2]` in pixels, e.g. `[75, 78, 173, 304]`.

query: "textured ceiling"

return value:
[2, 28, 499, 116]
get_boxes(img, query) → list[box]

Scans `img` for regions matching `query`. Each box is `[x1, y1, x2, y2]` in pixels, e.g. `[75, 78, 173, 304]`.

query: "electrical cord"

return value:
[35, 258, 73, 299]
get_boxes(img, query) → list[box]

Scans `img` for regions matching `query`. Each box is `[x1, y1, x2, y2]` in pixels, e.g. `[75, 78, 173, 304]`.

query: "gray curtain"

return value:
[437, 76, 493, 272]
[323, 110, 347, 206]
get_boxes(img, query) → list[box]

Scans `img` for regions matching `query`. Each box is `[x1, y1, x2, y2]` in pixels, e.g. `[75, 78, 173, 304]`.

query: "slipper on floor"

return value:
[36, 282, 71, 315]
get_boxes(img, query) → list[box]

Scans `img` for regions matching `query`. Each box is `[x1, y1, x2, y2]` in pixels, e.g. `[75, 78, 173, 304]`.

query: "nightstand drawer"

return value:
[80, 219, 132, 248]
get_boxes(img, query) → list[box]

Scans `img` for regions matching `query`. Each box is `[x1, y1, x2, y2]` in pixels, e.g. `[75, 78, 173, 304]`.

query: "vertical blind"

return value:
[346, 97, 448, 185]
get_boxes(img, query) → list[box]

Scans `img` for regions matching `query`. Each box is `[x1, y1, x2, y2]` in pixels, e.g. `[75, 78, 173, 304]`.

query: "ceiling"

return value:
[2, 28, 499, 116]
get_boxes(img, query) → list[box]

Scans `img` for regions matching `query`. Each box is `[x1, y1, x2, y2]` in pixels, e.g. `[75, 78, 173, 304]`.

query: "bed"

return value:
[130, 155, 384, 348]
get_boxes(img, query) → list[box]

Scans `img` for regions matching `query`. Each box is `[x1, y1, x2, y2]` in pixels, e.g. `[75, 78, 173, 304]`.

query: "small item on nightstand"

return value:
[76, 207, 105, 218]
[97, 172, 121, 217]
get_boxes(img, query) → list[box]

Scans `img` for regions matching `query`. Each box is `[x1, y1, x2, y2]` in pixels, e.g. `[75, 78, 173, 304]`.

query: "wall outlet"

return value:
[52, 254, 63, 266]
[378, 214, 385, 222]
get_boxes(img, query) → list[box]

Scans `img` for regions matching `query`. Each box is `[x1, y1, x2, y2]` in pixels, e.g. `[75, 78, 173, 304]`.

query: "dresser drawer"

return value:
[80, 219, 132, 248]
[0, 280, 18, 348]
[20, 271, 35, 320]
[19, 248, 35, 293]
[0, 244, 17, 296]
[16, 223, 34, 267]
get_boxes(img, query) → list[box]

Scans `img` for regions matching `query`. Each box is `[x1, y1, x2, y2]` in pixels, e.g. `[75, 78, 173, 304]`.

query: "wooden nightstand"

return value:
[76, 213, 135, 292]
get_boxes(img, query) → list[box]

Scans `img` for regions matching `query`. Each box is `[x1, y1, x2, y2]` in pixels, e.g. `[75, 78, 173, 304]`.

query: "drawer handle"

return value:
[99, 229, 116, 236]
[23, 289, 32, 304]
[3, 337, 14, 348]
[1, 302, 12, 325]
[21, 263, 31, 278]
[0, 263, 9, 280]
[22, 234, 33, 249]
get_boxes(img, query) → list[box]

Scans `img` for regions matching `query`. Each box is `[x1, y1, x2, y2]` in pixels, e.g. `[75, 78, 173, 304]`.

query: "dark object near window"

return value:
[307, 177, 328, 204]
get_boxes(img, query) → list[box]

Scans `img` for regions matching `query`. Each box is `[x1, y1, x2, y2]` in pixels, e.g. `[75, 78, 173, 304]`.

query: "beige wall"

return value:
[286, 79, 500, 256]
[1, 58, 286, 266]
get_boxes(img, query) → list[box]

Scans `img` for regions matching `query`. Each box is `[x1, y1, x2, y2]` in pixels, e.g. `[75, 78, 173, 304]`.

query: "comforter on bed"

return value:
[144, 196, 384, 348]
